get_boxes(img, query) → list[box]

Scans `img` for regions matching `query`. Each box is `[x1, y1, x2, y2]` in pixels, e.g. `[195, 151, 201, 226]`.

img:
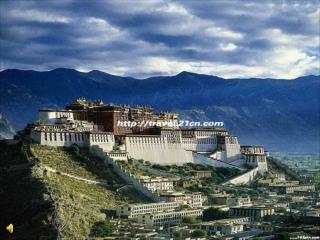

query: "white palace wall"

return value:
[161, 129, 220, 152]
[31, 129, 114, 152]
[88, 133, 114, 152]
[181, 137, 217, 152]
[39, 110, 74, 124]
[224, 136, 241, 162]
[125, 133, 243, 165]
[31, 130, 88, 147]
[125, 136, 193, 165]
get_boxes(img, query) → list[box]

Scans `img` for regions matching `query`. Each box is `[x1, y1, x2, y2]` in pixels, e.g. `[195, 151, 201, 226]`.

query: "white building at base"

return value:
[116, 202, 181, 218]
[139, 176, 175, 193]
[137, 209, 203, 226]
[159, 191, 203, 208]
[192, 218, 249, 235]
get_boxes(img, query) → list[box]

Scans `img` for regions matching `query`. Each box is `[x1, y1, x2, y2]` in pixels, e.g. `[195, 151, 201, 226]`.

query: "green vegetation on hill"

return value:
[150, 163, 240, 194]
[31, 145, 99, 180]
[90, 220, 114, 237]
[182, 216, 198, 224]
[30, 144, 140, 239]
[117, 158, 159, 177]
[1, 142, 140, 239]
[314, 174, 320, 187]
[267, 157, 300, 181]
[152, 162, 239, 183]
[192, 229, 207, 238]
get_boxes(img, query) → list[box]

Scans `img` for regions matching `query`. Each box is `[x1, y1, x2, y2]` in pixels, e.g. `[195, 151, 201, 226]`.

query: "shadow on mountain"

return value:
[0, 140, 57, 240]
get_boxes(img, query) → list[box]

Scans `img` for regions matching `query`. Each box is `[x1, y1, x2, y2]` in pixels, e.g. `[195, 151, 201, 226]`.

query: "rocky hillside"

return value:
[0, 141, 140, 239]
[0, 113, 15, 139]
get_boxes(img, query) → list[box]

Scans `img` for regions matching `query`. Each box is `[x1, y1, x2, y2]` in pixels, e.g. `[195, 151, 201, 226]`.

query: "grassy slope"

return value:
[30, 144, 136, 239]
[1, 142, 140, 239]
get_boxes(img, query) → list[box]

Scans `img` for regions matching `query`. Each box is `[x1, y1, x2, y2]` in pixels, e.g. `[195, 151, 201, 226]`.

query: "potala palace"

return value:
[30, 98, 268, 180]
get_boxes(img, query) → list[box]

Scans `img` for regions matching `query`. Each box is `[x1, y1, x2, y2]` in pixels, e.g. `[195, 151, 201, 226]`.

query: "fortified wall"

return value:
[90, 146, 161, 202]
[223, 167, 261, 185]
[125, 135, 193, 165]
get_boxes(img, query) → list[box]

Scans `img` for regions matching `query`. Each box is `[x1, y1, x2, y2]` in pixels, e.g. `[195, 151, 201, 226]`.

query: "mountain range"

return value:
[0, 68, 319, 152]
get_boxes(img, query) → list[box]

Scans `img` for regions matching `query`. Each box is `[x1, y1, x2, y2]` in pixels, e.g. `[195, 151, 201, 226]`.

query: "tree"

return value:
[182, 216, 197, 224]
[70, 144, 80, 154]
[152, 164, 170, 171]
[180, 204, 190, 209]
[91, 220, 114, 237]
[276, 232, 290, 240]
[288, 214, 301, 224]
[203, 207, 228, 221]
[314, 174, 320, 187]
[217, 167, 239, 177]
[173, 229, 189, 239]
[192, 229, 207, 238]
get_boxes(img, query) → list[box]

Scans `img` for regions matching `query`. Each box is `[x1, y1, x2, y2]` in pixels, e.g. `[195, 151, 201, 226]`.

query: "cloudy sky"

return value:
[0, 0, 319, 79]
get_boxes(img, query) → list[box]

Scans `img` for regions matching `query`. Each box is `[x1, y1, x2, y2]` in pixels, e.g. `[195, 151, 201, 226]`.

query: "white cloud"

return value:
[205, 26, 244, 40]
[9, 9, 70, 23]
[115, 53, 319, 79]
[265, 28, 318, 48]
[135, 57, 193, 76]
[156, 2, 189, 15]
[1, 0, 319, 79]
[74, 17, 123, 45]
[219, 43, 238, 51]
[263, 47, 319, 79]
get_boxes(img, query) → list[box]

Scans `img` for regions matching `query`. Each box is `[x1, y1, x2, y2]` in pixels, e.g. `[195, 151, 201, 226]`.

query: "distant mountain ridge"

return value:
[0, 68, 319, 152]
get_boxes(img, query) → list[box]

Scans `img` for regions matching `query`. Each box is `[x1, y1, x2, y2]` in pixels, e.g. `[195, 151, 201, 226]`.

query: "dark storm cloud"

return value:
[0, 0, 319, 78]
